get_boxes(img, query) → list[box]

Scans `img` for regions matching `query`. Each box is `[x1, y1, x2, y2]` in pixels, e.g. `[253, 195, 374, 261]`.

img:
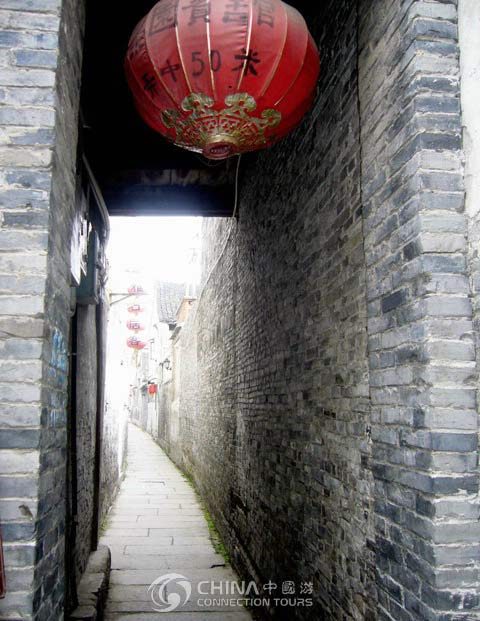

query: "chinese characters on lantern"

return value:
[191, 50, 222, 77]
[149, 0, 178, 35]
[142, 48, 264, 88]
[255, 0, 276, 27]
[142, 72, 158, 95]
[233, 49, 261, 76]
[146, 0, 277, 32]
[223, 0, 249, 24]
[183, 0, 210, 26]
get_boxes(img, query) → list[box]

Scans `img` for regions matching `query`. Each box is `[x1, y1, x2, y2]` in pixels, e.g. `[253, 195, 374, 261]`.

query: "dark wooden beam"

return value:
[103, 184, 235, 217]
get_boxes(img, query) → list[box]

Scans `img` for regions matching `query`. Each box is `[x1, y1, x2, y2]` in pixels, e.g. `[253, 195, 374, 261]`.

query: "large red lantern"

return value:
[125, 0, 320, 160]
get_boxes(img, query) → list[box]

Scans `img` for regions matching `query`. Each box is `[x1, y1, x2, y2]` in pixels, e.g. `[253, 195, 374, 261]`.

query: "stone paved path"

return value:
[101, 424, 253, 620]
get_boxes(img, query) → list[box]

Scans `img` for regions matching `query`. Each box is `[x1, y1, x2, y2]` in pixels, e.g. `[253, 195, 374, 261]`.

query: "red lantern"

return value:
[127, 336, 147, 350]
[128, 285, 145, 295]
[148, 383, 157, 395]
[125, 0, 320, 160]
[128, 304, 144, 314]
[127, 320, 145, 332]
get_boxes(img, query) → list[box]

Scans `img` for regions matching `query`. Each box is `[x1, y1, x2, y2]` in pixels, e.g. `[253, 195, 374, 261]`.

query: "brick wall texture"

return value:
[0, 1, 124, 619]
[360, 1, 480, 619]
[0, 0, 85, 618]
[74, 305, 97, 583]
[157, 1, 480, 620]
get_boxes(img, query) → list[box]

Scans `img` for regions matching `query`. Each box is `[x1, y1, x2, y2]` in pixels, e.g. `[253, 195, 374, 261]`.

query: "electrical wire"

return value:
[232, 153, 242, 220]
[191, 154, 242, 318]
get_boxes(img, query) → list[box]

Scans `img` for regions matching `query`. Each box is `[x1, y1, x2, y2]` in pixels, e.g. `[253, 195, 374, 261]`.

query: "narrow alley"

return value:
[101, 425, 253, 620]
[2, 1, 480, 620]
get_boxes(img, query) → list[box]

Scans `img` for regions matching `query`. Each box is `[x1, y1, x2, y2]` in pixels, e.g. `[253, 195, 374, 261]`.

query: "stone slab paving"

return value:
[101, 424, 252, 621]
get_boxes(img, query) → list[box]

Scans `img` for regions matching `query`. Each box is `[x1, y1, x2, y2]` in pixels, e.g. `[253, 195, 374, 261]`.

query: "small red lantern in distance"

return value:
[128, 304, 144, 314]
[128, 285, 145, 295]
[125, 0, 320, 160]
[127, 320, 145, 331]
[148, 384, 157, 395]
[127, 337, 147, 350]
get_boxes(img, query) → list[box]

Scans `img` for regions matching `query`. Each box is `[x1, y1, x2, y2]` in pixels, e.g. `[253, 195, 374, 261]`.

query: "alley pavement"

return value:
[101, 424, 253, 620]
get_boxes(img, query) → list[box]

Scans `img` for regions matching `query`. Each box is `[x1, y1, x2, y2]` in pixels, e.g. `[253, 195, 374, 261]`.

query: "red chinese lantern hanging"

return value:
[128, 304, 145, 315]
[127, 320, 145, 332]
[125, 0, 320, 160]
[127, 336, 148, 350]
[128, 285, 145, 295]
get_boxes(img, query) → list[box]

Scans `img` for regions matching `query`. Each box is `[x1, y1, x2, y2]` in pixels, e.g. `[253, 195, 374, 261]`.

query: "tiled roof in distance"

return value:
[155, 281, 186, 324]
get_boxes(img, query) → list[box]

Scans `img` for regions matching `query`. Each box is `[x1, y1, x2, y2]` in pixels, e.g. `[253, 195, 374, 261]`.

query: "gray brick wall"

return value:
[359, 1, 479, 618]
[172, 2, 377, 618]
[155, 1, 480, 620]
[0, 0, 123, 611]
[100, 296, 127, 535]
[33, 0, 86, 616]
[74, 305, 97, 583]
[0, 0, 123, 618]
[0, 0, 69, 618]
[156, 380, 178, 461]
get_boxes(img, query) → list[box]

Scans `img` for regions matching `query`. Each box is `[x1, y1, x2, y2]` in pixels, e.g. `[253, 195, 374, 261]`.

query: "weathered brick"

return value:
[6, 169, 52, 190]
[0, 317, 44, 338]
[0, 338, 43, 359]
[0, 449, 39, 473]
[0, 106, 55, 127]
[0, 382, 41, 403]
[0, 230, 48, 250]
[4, 567, 35, 591]
[0, 9, 60, 32]
[2, 210, 50, 228]
[0, 474, 38, 497]
[0, 145, 53, 167]
[0, 498, 37, 521]
[0, 589, 34, 615]
[2, 521, 36, 541]
[382, 290, 407, 313]
[0, 29, 58, 49]
[14, 49, 58, 68]
[0, 295, 44, 316]
[401, 431, 478, 452]
[0, 429, 40, 449]
[0, 67, 55, 87]
[0, 254, 48, 275]
[9, 127, 54, 145]
[0, 275, 46, 295]
[3, 543, 35, 567]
